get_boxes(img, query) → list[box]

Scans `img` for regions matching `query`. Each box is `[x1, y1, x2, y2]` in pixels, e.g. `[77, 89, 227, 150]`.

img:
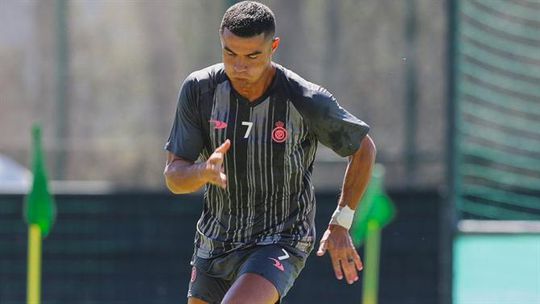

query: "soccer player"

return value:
[164, 1, 376, 303]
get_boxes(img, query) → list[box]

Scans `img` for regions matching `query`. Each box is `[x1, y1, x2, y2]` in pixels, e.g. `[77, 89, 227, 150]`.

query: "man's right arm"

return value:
[163, 153, 207, 194]
[164, 139, 230, 194]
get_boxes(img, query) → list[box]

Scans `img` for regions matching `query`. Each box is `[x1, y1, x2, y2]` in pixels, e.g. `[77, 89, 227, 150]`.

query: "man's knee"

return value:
[221, 273, 279, 304]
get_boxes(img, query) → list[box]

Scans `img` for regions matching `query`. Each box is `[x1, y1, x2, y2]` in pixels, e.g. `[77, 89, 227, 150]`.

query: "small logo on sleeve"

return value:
[271, 121, 288, 143]
[209, 119, 227, 129]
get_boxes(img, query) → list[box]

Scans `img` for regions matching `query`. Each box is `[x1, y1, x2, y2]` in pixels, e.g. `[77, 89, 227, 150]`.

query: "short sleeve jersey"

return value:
[165, 63, 369, 258]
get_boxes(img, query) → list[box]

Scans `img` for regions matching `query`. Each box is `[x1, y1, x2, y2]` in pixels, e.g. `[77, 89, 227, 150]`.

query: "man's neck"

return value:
[232, 65, 276, 102]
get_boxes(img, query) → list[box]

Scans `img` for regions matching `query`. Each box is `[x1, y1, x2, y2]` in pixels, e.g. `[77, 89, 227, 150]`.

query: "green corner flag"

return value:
[24, 125, 56, 304]
[350, 164, 396, 304]
[24, 125, 56, 238]
[351, 164, 396, 247]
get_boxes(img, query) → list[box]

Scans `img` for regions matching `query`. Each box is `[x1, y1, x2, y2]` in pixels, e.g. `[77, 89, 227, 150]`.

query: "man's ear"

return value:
[271, 37, 280, 53]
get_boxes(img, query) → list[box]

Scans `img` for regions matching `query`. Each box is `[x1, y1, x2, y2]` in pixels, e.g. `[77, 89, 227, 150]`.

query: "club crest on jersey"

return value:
[272, 121, 288, 143]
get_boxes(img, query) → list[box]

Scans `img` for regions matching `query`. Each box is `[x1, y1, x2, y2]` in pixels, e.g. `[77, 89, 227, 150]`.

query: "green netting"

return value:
[461, 164, 540, 189]
[462, 43, 540, 79]
[462, 102, 540, 132]
[462, 141, 539, 170]
[461, 64, 540, 96]
[461, 83, 540, 115]
[454, 0, 540, 220]
[462, 185, 540, 211]
[462, 0, 540, 41]
[475, 0, 540, 23]
[460, 199, 540, 220]
[460, 121, 540, 153]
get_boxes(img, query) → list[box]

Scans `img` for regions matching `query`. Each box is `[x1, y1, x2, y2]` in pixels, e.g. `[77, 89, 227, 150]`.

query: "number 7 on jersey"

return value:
[242, 121, 253, 139]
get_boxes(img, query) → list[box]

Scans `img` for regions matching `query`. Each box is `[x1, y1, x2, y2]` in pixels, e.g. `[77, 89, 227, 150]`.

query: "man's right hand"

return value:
[201, 139, 231, 189]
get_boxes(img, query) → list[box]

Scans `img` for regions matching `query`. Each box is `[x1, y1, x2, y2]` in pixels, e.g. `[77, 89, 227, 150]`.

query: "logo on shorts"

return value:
[190, 266, 197, 283]
[209, 119, 227, 129]
[268, 248, 290, 272]
[269, 258, 285, 272]
[272, 121, 288, 143]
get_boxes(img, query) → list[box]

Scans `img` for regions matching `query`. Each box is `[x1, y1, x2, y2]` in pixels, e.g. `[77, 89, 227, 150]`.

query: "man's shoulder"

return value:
[183, 63, 227, 94]
[275, 63, 334, 104]
[189, 63, 225, 80]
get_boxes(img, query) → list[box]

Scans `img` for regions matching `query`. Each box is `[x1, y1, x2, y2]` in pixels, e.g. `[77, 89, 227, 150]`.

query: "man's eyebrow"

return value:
[223, 46, 236, 54]
[247, 50, 262, 56]
[223, 46, 262, 56]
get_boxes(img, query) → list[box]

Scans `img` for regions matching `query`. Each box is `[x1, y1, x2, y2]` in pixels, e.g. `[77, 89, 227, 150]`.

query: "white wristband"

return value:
[329, 205, 355, 230]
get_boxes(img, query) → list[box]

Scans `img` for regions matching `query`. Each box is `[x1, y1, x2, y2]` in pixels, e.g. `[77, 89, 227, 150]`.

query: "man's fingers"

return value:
[208, 173, 227, 189]
[330, 255, 344, 280]
[354, 252, 363, 271]
[219, 172, 227, 189]
[317, 239, 328, 256]
[318, 228, 363, 284]
[215, 139, 231, 154]
[317, 229, 332, 256]
[338, 248, 361, 284]
[332, 257, 343, 280]
[341, 255, 359, 284]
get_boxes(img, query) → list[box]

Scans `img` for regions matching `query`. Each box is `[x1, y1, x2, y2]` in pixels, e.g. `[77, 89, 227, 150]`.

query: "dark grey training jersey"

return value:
[165, 63, 369, 259]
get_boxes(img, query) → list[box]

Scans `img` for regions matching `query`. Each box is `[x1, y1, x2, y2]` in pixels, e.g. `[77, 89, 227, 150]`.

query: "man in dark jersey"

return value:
[164, 2, 376, 303]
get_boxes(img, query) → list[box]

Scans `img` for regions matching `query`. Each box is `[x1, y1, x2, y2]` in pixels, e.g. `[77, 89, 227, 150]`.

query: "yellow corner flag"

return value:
[24, 125, 56, 304]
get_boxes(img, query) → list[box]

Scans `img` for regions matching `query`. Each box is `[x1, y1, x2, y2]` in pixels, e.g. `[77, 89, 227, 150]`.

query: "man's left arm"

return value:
[317, 134, 376, 284]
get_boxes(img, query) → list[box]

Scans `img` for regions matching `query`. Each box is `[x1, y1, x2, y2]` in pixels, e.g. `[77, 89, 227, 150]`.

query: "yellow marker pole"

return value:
[362, 220, 381, 304]
[27, 224, 42, 304]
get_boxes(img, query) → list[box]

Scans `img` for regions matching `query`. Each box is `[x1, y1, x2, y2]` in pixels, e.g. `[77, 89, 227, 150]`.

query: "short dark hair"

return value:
[220, 1, 275, 39]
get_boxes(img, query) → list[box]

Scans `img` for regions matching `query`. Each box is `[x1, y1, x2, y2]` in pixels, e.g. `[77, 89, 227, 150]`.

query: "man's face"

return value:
[220, 28, 279, 88]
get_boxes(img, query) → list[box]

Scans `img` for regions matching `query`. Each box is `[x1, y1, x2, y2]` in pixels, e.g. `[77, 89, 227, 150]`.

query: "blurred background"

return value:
[0, 0, 538, 303]
[0, 0, 446, 190]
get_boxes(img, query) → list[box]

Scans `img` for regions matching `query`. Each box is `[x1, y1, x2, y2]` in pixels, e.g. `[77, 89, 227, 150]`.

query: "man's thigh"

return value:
[187, 296, 209, 304]
[188, 245, 307, 303]
[188, 265, 232, 304]
[221, 273, 279, 304]
[234, 245, 307, 301]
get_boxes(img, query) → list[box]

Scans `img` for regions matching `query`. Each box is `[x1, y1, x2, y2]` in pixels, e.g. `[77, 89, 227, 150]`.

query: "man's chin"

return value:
[233, 76, 250, 82]
[232, 78, 252, 88]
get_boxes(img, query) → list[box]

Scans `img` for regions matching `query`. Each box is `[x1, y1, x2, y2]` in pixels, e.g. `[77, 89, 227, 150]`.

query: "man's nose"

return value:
[233, 59, 247, 73]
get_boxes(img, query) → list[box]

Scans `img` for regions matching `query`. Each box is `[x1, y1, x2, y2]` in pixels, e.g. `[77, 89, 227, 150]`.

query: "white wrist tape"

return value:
[329, 205, 355, 230]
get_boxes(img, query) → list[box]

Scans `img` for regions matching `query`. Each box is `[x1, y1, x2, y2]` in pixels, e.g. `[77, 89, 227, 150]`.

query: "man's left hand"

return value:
[317, 225, 363, 284]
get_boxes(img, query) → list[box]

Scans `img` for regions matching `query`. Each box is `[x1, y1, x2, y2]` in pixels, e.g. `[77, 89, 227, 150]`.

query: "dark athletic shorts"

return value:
[187, 244, 308, 304]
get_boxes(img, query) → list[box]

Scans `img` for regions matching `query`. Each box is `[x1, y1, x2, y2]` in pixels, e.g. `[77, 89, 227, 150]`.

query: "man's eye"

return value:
[248, 55, 258, 59]
[226, 51, 234, 56]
